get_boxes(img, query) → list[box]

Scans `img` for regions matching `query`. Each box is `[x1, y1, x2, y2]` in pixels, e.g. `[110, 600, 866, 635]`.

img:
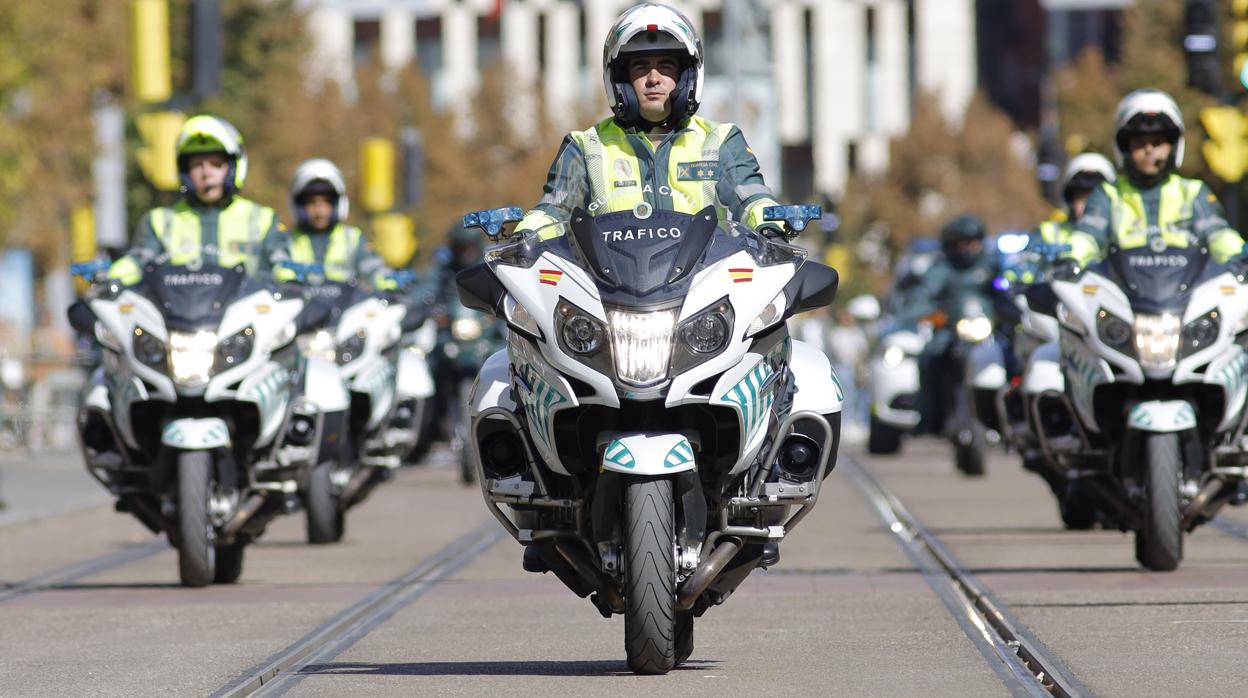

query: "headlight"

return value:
[133, 327, 166, 369]
[1182, 311, 1219, 355]
[168, 330, 218, 387]
[452, 317, 484, 341]
[955, 316, 993, 343]
[746, 292, 786, 336]
[1133, 313, 1181, 371]
[561, 313, 603, 354]
[216, 326, 255, 368]
[882, 345, 906, 368]
[1096, 310, 1133, 350]
[337, 331, 366, 365]
[609, 310, 676, 386]
[680, 306, 730, 354]
[297, 330, 337, 362]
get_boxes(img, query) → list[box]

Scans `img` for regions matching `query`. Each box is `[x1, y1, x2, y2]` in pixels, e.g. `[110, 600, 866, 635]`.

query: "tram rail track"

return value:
[0, 538, 166, 604]
[213, 519, 505, 697]
[842, 454, 1090, 697]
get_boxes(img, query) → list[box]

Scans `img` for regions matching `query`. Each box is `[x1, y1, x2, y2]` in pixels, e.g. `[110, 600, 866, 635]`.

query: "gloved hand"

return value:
[1049, 258, 1082, 282]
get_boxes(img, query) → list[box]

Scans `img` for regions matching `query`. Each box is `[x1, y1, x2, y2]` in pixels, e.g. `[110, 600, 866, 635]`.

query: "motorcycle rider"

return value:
[110, 115, 292, 284]
[516, 2, 784, 238]
[902, 215, 1003, 433]
[287, 158, 396, 291]
[1060, 89, 1247, 273]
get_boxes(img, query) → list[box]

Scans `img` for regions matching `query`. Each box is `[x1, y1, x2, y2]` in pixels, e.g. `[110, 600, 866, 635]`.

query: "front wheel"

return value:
[954, 424, 986, 477]
[306, 461, 345, 544]
[214, 541, 245, 584]
[867, 414, 902, 455]
[177, 451, 216, 587]
[453, 378, 476, 485]
[1135, 432, 1183, 571]
[624, 477, 677, 675]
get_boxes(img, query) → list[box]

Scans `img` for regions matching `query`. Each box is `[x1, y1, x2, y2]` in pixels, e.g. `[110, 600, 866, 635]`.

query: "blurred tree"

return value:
[0, 1, 126, 268]
[839, 91, 1051, 287]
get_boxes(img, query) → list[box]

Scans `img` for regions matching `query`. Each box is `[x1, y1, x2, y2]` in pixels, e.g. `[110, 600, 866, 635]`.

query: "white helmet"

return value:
[1112, 88, 1185, 170]
[289, 159, 349, 230]
[1059, 152, 1116, 213]
[602, 3, 703, 126]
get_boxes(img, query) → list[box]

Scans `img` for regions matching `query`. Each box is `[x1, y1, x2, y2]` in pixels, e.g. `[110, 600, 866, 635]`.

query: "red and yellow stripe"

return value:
[729, 267, 753, 283]
[539, 268, 563, 286]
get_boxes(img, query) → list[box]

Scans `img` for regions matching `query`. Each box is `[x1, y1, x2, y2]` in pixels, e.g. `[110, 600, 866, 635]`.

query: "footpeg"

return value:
[757, 542, 780, 569]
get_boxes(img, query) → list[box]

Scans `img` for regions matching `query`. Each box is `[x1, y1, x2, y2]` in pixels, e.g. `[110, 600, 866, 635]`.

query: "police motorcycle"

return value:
[867, 238, 941, 454]
[1031, 240, 1248, 570]
[287, 263, 428, 542]
[380, 269, 437, 467]
[68, 256, 335, 586]
[457, 200, 841, 674]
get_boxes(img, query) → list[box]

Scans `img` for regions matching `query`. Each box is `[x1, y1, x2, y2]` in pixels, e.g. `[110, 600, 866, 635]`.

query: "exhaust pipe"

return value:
[220, 493, 266, 542]
[675, 536, 743, 612]
[1182, 478, 1227, 531]
[553, 540, 625, 614]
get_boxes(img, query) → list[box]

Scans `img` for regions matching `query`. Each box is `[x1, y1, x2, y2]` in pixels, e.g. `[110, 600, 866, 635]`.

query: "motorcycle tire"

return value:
[1135, 432, 1183, 571]
[867, 415, 902, 455]
[954, 426, 986, 478]
[1059, 483, 1099, 531]
[623, 476, 677, 675]
[674, 611, 694, 667]
[177, 451, 216, 588]
[214, 541, 245, 584]
[455, 378, 476, 485]
[306, 461, 345, 544]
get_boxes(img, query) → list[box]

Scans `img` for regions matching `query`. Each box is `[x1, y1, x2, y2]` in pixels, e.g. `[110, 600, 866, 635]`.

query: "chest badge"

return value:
[678, 161, 721, 181]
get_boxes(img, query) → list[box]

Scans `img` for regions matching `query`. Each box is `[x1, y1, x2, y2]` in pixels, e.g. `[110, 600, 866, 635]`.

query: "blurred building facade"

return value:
[299, 0, 977, 203]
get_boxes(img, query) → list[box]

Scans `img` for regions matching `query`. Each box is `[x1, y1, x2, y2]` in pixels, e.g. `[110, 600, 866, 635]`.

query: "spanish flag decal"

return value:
[539, 268, 563, 286]
[729, 267, 754, 283]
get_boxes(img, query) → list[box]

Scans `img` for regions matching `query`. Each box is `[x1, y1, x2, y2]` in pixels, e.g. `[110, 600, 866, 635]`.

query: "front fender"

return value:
[1127, 400, 1197, 433]
[162, 417, 231, 449]
[967, 339, 1007, 390]
[396, 348, 434, 399]
[602, 433, 696, 476]
[301, 356, 350, 413]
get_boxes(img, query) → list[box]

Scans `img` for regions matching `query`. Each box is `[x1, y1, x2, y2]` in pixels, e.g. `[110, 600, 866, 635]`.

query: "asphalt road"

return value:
[5, 440, 1248, 697]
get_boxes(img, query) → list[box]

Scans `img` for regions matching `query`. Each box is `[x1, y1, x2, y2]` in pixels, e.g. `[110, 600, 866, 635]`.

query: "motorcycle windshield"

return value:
[1103, 244, 1218, 314]
[140, 263, 267, 331]
[489, 204, 805, 310]
[300, 280, 368, 326]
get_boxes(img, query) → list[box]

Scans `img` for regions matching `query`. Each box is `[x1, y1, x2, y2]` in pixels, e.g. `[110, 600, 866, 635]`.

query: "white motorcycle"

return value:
[69, 260, 336, 586]
[1037, 242, 1248, 570]
[458, 202, 842, 674]
[292, 269, 427, 540]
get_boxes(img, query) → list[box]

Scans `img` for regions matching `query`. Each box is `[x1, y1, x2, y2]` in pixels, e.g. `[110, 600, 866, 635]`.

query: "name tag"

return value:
[677, 161, 721, 181]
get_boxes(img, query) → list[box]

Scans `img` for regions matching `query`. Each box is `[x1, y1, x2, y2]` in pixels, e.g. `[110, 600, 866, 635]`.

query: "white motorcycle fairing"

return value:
[868, 329, 924, 429]
[601, 433, 697, 475]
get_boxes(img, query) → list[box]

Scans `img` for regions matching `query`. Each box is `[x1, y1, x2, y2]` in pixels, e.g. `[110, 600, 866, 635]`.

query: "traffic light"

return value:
[131, 0, 172, 104]
[1234, 0, 1248, 91]
[1201, 106, 1248, 183]
[360, 138, 395, 213]
[1185, 0, 1221, 95]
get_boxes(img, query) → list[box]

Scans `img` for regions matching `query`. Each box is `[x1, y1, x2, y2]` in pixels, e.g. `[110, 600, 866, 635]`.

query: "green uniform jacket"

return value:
[289, 223, 395, 290]
[1066, 173, 1244, 267]
[519, 115, 780, 235]
[109, 195, 291, 284]
[899, 252, 1001, 326]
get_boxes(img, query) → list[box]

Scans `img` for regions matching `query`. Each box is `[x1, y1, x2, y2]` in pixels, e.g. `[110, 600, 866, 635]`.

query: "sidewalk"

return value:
[0, 451, 109, 528]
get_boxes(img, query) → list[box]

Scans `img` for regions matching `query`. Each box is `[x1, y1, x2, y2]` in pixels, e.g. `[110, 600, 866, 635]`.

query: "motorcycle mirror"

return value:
[781, 261, 839, 317]
[67, 299, 97, 336]
[456, 263, 506, 318]
[399, 300, 431, 333]
[463, 207, 524, 241]
[763, 205, 823, 234]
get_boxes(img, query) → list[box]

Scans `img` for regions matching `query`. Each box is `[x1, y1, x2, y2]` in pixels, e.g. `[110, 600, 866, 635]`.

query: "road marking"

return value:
[213, 520, 504, 698]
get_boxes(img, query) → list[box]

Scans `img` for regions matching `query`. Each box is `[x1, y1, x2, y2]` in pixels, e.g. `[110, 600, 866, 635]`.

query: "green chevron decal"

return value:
[516, 362, 567, 449]
[604, 439, 635, 469]
[663, 440, 694, 469]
